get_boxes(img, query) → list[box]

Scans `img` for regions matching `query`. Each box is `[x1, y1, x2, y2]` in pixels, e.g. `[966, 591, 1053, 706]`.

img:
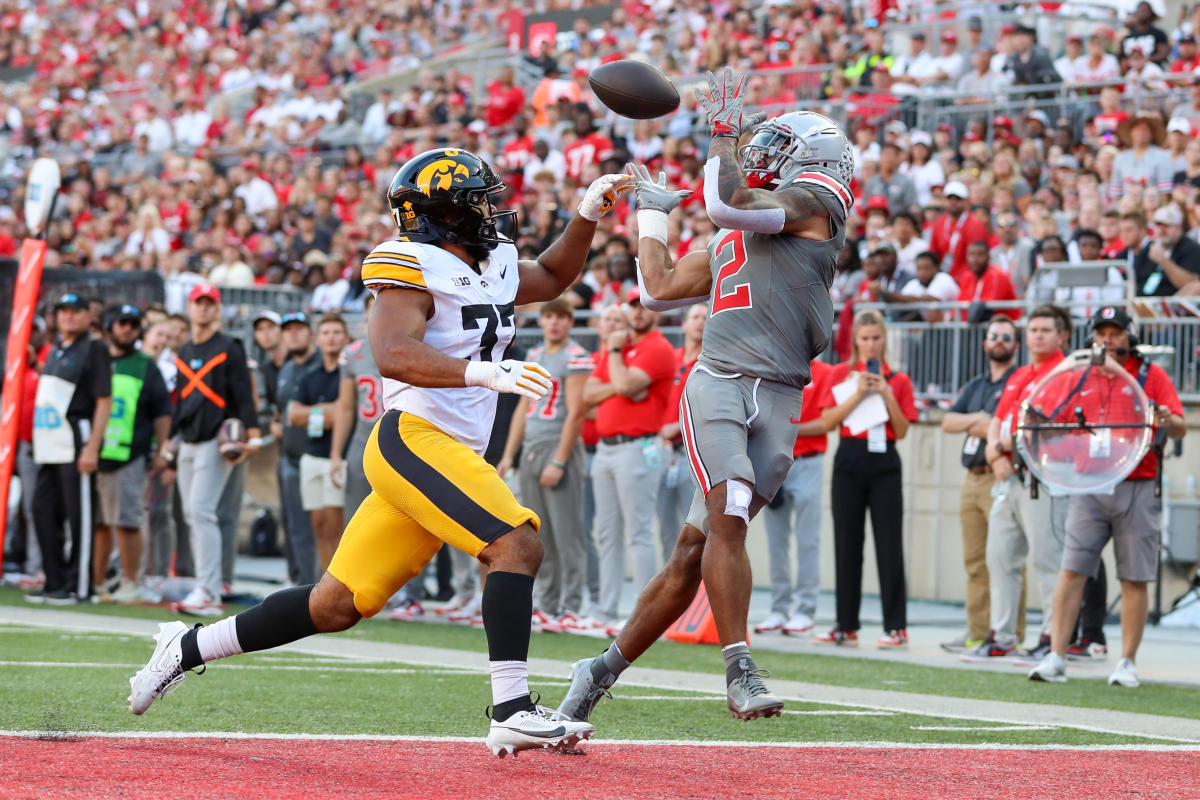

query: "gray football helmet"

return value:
[739, 111, 855, 194]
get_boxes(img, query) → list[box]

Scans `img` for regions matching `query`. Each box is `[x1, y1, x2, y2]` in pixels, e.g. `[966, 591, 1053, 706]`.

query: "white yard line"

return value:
[1, 729, 1199, 752]
[3, 607, 1199, 744]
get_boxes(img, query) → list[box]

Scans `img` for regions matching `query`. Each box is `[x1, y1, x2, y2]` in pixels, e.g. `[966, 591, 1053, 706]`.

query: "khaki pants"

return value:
[960, 471, 1026, 643]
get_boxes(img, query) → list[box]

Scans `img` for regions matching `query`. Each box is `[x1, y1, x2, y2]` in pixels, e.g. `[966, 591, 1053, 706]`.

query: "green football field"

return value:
[2, 586, 1198, 748]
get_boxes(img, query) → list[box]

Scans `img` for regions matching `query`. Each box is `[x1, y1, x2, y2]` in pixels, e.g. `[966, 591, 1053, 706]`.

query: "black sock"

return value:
[491, 694, 536, 722]
[179, 624, 203, 671]
[481, 571, 534, 661]
[234, 584, 319, 652]
[180, 585, 318, 671]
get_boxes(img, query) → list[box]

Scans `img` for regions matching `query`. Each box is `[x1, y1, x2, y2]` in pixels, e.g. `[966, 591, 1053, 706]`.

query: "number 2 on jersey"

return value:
[711, 230, 751, 315]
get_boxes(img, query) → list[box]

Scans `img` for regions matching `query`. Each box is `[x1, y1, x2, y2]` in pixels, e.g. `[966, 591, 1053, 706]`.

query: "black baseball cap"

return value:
[281, 311, 310, 328]
[1089, 305, 1133, 333]
[54, 292, 89, 311]
[113, 304, 142, 324]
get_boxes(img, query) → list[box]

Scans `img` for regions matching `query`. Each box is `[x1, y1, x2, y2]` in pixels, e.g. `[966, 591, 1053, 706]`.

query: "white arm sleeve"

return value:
[636, 258, 710, 312]
[703, 157, 786, 234]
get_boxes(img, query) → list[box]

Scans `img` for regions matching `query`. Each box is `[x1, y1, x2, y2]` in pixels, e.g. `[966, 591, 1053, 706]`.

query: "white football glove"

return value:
[578, 172, 634, 221]
[464, 359, 553, 401]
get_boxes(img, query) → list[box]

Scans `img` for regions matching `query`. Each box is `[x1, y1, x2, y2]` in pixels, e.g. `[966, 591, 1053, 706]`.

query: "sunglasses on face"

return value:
[986, 333, 1014, 342]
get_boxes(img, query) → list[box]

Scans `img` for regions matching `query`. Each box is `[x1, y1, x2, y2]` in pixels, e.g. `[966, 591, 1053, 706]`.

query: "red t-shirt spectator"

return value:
[660, 349, 698, 444]
[485, 80, 525, 128]
[930, 212, 990, 284]
[819, 360, 918, 441]
[956, 266, 1021, 320]
[793, 359, 834, 457]
[501, 135, 536, 175]
[564, 132, 614, 183]
[993, 350, 1068, 456]
[592, 329, 678, 439]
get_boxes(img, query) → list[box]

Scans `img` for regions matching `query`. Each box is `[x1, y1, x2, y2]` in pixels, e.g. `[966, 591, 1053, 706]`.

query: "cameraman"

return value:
[1029, 307, 1185, 687]
[166, 284, 260, 616]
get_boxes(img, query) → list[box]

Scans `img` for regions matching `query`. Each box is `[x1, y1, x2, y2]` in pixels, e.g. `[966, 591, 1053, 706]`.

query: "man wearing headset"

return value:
[1029, 306, 1185, 688]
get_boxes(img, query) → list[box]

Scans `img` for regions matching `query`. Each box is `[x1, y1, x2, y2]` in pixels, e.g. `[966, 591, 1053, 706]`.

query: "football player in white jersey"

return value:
[129, 147, 630, 757]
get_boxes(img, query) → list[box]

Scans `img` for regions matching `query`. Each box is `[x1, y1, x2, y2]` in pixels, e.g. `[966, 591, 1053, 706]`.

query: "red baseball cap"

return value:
[963, 131, 982, 142]
[940, 30, 958, 42]
[189, 283, 221, 304]
[866, 195, 890, 211]
[994, 114, 1013, 129]
[626, 288, 642, 304]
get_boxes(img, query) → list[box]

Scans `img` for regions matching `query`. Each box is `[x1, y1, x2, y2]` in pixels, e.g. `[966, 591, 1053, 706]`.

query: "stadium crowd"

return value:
[1, 1, 1196, 688]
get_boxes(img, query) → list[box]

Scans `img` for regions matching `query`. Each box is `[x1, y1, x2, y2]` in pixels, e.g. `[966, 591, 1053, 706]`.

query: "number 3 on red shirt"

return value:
[711, 230, 751, 315]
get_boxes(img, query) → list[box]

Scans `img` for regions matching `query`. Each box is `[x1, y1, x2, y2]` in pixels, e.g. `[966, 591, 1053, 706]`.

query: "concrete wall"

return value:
[242, 414, 1200, 615]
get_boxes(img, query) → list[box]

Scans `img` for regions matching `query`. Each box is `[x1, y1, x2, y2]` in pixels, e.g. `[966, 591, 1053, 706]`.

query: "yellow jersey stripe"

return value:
[361, 264, 427, 288]
[364, 253, 421, 266]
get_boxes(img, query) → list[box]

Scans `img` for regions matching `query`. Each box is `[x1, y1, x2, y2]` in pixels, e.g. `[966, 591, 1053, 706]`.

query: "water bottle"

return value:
[307, 407, 325, 438]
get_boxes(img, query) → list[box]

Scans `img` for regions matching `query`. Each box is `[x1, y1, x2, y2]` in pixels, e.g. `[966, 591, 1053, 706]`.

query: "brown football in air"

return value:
[588, 60, 680, 120]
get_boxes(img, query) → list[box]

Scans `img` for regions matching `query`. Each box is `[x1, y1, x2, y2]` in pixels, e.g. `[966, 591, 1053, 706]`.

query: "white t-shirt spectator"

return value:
[900, 272, 959, 303]
[133, 116, 173, 152]
[173, 109, 212, 149]
[362, 99, 400, 141]
[1071, 54, 1120, 84]
[523, 148, 567, 185]
[902, 160, 945, 208]
[208, 260, 256, 287]
[310, 279, 349, 312]
[235, 176, 279, 217]
[124, 227, 170, 257]
[893, 236, 930, 276]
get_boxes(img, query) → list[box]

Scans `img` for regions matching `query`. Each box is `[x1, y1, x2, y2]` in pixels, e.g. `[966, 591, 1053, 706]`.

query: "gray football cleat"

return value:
[553, 657, 615, 723]
[727, 661, 784, 720]
[128, 621, 191, 714]
[486, 706, 594, 757]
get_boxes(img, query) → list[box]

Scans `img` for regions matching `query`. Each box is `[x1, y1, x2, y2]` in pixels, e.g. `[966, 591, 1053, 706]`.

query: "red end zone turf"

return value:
[1, 736, 1197, 800]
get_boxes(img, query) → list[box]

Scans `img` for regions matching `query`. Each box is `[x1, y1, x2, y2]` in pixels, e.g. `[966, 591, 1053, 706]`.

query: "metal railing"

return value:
[853, 299, 1200, 404]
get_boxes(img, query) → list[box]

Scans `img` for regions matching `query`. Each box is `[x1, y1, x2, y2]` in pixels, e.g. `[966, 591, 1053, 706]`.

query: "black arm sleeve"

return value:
[226, 339, 259, 430]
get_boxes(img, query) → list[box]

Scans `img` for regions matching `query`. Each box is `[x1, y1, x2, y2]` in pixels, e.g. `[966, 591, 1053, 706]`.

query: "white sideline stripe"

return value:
[1, 730, 1198, 752]
[911, 726, 1056, 732]
[0, 660, 478, 676]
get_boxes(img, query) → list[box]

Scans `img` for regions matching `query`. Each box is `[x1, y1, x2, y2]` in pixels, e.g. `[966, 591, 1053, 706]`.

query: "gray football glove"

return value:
[627, 162, 691, 214]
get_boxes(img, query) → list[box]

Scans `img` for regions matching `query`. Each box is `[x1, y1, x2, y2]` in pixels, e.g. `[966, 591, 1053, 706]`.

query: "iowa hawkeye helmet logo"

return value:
[416, 151, 469, 195]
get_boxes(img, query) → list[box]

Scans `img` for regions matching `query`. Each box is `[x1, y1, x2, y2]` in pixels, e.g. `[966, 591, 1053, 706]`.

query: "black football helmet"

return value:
[387, 148, 517, 258]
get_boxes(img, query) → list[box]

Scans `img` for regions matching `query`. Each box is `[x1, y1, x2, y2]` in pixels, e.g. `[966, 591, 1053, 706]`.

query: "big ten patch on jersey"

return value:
[362, 238, 521, 364]
[524, 341, 594, 430]
[339, 339, 383, 426]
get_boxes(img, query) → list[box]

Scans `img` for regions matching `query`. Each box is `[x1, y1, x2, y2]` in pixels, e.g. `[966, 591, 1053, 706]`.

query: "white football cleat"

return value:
[486, 706, 593, 757]
[753, 611, 788, 634]
[128, 621, 191, 715]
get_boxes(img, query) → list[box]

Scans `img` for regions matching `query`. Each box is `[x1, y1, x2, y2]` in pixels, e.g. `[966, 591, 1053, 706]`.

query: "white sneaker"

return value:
[1108, 658, 1140, 688]
[172, 586, 223, 617]
[753, 611, 788, 634]
[1028, 651, 1067, 683]
[387, 599, 424, 622]
[563, 615, 610, 638]
[128, 621, 191, 714]
[109, 578, 142, 605]
[447, 594, 482, 625]
[604, 619, 626, 638]
[783, 611, 814, 636]
[486, 705, 593, 757]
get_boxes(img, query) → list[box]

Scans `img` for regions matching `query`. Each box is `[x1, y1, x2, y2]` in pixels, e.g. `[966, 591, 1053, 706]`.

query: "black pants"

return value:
[33, 460, 96, 595]
[1071, 559, 1108, 645]
[831, 438, 907, 632]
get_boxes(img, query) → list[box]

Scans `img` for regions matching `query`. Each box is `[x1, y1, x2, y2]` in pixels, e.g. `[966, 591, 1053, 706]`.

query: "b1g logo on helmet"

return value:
[416, 156, 470, 196]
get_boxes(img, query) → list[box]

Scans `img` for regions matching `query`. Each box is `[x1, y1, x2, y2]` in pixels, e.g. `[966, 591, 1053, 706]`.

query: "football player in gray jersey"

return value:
[557, 68, 852, 724]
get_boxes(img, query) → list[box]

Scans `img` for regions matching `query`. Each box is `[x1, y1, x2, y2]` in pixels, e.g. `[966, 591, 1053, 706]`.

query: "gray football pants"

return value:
[519, 439, 586, 616]
[279, 456, 319, 586]
[591, 437, 666, 621]
[656, 446, 696, 563]
[762, 453, 824, 619]
[986, 475, 1068, 645]
[177, 439, 232, 598]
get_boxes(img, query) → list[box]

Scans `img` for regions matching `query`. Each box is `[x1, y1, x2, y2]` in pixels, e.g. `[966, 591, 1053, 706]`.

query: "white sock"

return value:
[197, 617, 244, 663]
[489, 660, 529, 706]
[721, 641, 750, 654]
